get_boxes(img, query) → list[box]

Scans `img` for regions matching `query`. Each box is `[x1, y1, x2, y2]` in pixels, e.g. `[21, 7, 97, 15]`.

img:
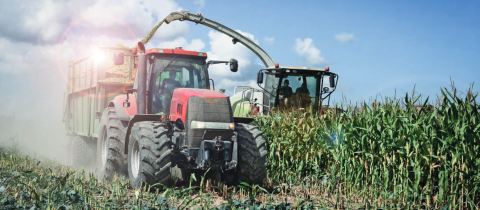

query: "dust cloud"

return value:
[0, 116, 74, 167]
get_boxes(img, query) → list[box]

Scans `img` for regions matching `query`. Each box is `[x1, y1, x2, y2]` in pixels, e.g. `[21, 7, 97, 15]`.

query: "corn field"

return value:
[0, 85, 479, 209]
[255, 85, 480, 209]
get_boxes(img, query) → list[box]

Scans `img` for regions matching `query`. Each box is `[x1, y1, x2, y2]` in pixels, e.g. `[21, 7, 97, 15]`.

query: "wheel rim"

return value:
[131, 140, 140, 178]
[101, 128, 108, 167]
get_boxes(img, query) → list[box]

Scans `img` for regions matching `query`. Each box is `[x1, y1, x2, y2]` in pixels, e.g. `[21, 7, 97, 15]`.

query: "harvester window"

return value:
[278, 73, 319, 109]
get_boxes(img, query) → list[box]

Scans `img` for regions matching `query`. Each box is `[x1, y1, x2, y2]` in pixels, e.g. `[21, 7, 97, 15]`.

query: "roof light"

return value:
[272, 70, 276, 74]
[275, 63, 279, 68]
[292, 70, 297, 73]
[151, 49, 159, 53]
[286, 70, 290, 73]
[325, 66, 330, 71]
[198, 52, 207, 57]
[175, 47, 182, 49]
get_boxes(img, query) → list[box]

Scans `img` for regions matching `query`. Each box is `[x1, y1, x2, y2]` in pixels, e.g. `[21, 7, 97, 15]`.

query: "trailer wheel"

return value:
[235, 123, 267, 185]
[128, 122, 173, 189]
[97, 107, 128, 181]
[72, 136, 96, 168]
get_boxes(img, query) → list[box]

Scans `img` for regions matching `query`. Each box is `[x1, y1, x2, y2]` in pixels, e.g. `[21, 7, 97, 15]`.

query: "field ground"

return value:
[0, 145, 368, 209]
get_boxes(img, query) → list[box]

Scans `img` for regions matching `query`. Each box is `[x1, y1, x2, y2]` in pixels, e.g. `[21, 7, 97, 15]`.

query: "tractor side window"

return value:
[181, 68, 190, 87]
[151, 56, 207, 114]
[193, 70, 199, 88]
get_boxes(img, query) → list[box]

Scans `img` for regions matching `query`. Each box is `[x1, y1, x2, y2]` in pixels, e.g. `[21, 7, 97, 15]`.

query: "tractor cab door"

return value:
[148, 56, 208, 114]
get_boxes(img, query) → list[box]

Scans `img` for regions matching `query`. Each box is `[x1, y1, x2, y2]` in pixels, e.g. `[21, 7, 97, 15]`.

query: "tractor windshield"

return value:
[150, 56, 207, 114]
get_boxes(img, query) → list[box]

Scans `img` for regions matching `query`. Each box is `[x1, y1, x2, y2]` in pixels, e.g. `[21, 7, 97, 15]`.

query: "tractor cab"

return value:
[142, 48, 210, 114]
[256, 65, 338, 114]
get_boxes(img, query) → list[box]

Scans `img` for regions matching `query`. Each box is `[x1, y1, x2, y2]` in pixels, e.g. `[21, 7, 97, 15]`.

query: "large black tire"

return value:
[96, 107, 128, 181]
[235, 123, 267, 185]
[128, 122, 173, 189]
[71, 136, 96, 168]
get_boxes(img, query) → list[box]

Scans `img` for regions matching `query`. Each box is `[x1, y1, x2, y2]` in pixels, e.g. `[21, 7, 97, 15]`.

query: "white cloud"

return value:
[156, 37, 205, 52]
[334, 33, 357, 43]
[0, 0, 189, 43]
[206, 30, 261, 92]
[264, 37, 275, 45]
[294, 38, 327, 67]
[194, 0, 205, 10]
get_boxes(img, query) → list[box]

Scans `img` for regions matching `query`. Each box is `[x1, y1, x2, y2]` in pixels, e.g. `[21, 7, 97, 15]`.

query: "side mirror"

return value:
[257, 71, 264, 84]
[113, 52, 124, 65]
[329, 75, 335, 88]
[229, 58, 238, 72]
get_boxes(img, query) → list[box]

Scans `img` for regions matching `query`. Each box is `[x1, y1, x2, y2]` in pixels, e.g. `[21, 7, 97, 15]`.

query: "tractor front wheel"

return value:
[96, 107, 128, 181]
[128, 122, 173, 189]
[235, 123, 267, 185]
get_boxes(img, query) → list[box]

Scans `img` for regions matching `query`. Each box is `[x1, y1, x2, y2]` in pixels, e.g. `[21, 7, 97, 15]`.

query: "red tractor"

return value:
[97, 43, 266, 188]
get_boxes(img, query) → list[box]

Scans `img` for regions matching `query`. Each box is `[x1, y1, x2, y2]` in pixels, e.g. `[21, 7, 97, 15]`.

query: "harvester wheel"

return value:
[71, 136, 96, 168]
[128, 122, 173, 189]
[235, 123, 267, 185]
[97, 107, 128, 181]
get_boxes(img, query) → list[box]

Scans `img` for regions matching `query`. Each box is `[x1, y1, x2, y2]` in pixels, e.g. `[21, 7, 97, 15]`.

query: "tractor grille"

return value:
[186, 96, 234, 148]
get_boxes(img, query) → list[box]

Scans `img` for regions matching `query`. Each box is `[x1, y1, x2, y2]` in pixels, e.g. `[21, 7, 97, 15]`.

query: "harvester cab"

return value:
[255, 65, 339, 114]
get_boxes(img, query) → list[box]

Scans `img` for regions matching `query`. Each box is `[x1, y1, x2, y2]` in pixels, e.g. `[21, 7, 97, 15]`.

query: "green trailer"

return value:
[63, 46, 135, 167]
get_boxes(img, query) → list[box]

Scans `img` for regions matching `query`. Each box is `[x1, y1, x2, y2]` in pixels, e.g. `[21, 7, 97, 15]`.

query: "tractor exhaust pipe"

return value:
[137, 42, 147, 114]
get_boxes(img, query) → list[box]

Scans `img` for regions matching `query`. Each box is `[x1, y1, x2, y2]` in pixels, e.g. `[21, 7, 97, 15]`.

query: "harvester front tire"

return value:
[97, 107, 128, 182]
[235, 123, 267, 185]
[72, 136, 96, 168]
[128, 122, 173, 189]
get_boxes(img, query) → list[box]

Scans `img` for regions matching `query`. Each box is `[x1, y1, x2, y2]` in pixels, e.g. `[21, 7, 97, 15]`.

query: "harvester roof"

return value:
[263, 66, 336, 75]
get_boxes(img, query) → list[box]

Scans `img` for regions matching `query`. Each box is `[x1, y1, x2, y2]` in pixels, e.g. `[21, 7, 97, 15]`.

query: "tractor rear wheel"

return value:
[235, 123, 267, 185]
[96, 107, 128, 181]
[72, 136, 96, 168]
[128, 122, 173, 189]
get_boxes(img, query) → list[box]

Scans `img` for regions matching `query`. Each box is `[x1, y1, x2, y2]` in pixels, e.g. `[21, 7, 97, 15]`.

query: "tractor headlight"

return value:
[190, 121, 235, 130]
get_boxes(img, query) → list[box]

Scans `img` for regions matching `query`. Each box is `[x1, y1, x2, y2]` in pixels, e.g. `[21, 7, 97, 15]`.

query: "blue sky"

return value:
[176, 0, 480, 106]
[0, 0, 478, 121]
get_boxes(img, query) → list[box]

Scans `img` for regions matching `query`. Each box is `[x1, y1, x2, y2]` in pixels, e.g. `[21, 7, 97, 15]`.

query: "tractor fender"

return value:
[108, 95, 138, 122]
[108, 100, 130, 121]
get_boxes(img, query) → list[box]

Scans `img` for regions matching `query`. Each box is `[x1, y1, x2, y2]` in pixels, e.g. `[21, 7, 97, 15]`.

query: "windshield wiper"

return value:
[157, 56, 177, 80]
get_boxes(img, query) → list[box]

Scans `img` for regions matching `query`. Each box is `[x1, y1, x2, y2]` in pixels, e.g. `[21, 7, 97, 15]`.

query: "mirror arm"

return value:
[321, 74, 338, 100]
[255, 69, 276, 97]
[123, 89, 137, 107]
[209, 79, 215, 90]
